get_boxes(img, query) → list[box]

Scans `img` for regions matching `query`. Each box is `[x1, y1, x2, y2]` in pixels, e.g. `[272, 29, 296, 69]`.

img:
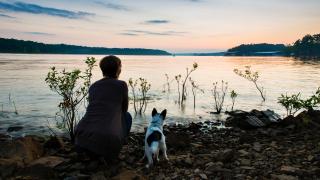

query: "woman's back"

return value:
[75, 76, 129, 158]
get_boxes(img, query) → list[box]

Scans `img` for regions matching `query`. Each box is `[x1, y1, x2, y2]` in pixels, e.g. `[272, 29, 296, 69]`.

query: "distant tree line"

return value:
[0, 38, 171, 55]
[225, 43, 286, 56]
[284, 34, 320, 57]
[226, 34, 320, 57]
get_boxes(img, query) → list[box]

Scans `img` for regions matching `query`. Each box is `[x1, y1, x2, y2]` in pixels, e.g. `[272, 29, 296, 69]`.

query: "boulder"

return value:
[29, 156, 66, 168]
[0, 158, 23, 178]
[0, 136, 44, 164]
[225, 109, 281, 129]
[279, 110, 320, 129]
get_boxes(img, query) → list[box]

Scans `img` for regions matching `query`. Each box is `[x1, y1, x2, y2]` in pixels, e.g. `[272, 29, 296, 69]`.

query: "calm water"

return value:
[0, 54, 320, 136]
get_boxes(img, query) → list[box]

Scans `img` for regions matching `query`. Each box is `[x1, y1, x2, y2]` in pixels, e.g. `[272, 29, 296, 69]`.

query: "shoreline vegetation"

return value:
[1, 33, 319, 57]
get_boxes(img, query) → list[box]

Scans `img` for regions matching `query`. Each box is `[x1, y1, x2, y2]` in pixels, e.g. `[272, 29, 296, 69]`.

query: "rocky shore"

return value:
[1, 114, 320, 179]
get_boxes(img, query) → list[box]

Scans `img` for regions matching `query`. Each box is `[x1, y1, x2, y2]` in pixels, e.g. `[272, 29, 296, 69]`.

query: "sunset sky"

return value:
[0, 0, 319, 53]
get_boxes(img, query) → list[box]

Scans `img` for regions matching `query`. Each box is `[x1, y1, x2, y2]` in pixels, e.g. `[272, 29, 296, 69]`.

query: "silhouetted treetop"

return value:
[226, 43, 285, 56]
[0, 38, 171, 55]
[284, 33, 320, 57]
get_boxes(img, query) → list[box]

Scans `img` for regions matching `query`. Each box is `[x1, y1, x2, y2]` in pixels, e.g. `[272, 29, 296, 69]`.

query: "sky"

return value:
[0, 0, 319, 53]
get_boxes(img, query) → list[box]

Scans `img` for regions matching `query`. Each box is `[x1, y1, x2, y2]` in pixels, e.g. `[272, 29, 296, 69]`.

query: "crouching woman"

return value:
[75, 55, 132, 161]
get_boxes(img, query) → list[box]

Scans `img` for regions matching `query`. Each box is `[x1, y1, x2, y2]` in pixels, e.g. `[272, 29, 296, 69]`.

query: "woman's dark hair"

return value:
[99, 55, 121, 78]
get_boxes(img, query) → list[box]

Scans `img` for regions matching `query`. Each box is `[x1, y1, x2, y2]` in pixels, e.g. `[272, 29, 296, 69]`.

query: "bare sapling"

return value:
[175, 75, 182, 103]
[189, 77, 204, 109]
[234, 66, 266, 101]
[212, 80, 228, 114]
[8, 93, 18, 114]
[181, 63, 198, 104]
[230, 90, 238, 111]
[163, 74, 171, 93]
[128, 77, 151, 114]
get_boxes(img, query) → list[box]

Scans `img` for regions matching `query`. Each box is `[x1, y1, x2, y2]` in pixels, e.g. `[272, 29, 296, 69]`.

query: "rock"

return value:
[205, 162, 215, 167]
[225, 109, 281, 129]
[280, 166, 299, 173]
[194, 168, 200, 174]
[205, 162, 224, 172]
[219, 149, 234, 163]
[70, 162, 85, 170]
[111, 170, 146, 180]
[16, 164, 58, 179]
[184, 157, 193, 166]
[238, 149, 249, 156]
[199, 173, 208, 179]
[7, 126, 23, 132]
[44, 136, 64, 150]
[91, 171, 107, 180]
[166, 133, 190, 149]
[253, 142, 262, 152]
[262, 109, 281, 123]
[240, 166, 255, 170]
[0, 158, 23, 178]
[64, 174, 90, 180]
[29, 156, 66, 168]
[155, 173, 165, 180]
[239, 159, 251, 166]
[270, 174, 298, 180]
[307, 155, 314, 161]
[0, 136, 43, 164]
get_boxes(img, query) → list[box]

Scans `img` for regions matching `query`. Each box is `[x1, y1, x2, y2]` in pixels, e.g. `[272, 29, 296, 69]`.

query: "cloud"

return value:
[0, 1, 94, 19]
[124, 30, 187, 36]
[94, 1, 130, 11]
[119, 33, 139, 36]
[144, 20, 170, 24]
[0, 13, 15, 18]
[24, 32, 55, 36]
[188, 0, 202, 2]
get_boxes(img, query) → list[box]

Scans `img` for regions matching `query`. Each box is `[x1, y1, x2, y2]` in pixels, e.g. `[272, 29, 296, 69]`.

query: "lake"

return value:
[0, 54, 319, 136]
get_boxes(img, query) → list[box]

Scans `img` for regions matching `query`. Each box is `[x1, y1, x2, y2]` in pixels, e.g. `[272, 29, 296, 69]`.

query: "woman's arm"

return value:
[122, 82, 129, 113]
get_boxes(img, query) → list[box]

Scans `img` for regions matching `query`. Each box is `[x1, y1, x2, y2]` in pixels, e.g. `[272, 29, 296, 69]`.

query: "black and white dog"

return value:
[143, 108, 168, 168]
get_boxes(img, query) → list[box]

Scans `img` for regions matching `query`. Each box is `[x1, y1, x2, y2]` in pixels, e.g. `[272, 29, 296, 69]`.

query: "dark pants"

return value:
[76, 112, 132, 161]
[123, 112, 132, 137]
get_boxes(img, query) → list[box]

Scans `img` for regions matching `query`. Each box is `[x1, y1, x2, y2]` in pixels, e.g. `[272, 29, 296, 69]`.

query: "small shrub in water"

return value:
[45, 57, 96, 142]
[212, 80, 228, 114]
[128, 77, 151, 114]
[278, 93, 303, 116]
[278, 87, 320, 116]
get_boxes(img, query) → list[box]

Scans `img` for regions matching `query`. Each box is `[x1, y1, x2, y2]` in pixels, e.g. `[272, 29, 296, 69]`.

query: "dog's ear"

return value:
[160, 109, 167, 119]
[152, 108, 158, 117]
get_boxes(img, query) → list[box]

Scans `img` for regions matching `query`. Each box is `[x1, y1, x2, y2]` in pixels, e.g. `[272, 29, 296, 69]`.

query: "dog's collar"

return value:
[150, 126, 162, 132]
